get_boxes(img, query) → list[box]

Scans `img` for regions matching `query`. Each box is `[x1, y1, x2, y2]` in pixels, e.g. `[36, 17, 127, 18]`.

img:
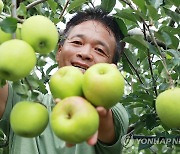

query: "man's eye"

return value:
[95, 48, 105, 54]
[71, 41, 82, 45]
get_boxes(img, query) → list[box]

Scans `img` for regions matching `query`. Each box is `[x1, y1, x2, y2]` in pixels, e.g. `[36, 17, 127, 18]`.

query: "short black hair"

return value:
[60, 8, 125, 64]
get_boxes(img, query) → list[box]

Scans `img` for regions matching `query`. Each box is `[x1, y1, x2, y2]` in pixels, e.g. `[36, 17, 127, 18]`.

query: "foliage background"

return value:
[0, 0, 180, 153]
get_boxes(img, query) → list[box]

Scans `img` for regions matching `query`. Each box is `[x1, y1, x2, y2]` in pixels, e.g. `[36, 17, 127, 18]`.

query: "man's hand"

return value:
[54, 99, 115, 147]
[66, 131, 98, 147]
[96, 107, 115, 144]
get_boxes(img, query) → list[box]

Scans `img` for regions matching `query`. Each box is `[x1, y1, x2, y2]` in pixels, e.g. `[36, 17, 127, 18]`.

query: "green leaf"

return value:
[160, 26, 180, 35]
[132, 0, 147, 13]
[100, 0, 116, 13]
[163, 7, 180, 24]
[0, 17, 18, 33]
[48, 0, 58, 13]
[146, 114, 158, 130]
[26, 75, 39, 90]
[146, 5, 159, 20]
[168, 0, 180, 7]
[46, 64, 58, 75]
[137, 49, 147, 62]
[148, 43, 160, 56]
[155, 31, 179, 49]
[147, 0, 164, 9]
[122, 54, 133, 74]
[123, 35, 148, 51]
[113, 15, 128, 37]
[56, 0, 66, 6]
[166, 49, 180, 59]
[17, 3, 27, 17]
[13, 82, 29, 96]
[138, 142, 153, 151]
[37, 81, 48, 94]
[67, 0, 87, 13]
[122, 49, 139, 75]
[114, 9, 138, 23]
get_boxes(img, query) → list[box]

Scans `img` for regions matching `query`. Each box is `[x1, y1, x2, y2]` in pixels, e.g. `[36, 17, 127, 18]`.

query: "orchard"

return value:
[0, 0, 179, 153]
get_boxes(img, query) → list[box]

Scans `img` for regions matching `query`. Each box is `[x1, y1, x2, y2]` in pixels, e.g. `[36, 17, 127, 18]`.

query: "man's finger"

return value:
[54, 98, 61, 104]
[96, 106, 108, 117]
[87, 131, 98, 146]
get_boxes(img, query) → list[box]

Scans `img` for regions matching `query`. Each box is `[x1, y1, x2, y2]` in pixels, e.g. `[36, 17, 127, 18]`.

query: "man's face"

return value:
[56, 20, 116, 72]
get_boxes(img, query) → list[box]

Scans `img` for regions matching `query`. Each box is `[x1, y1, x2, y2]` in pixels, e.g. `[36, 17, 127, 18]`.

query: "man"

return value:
[0, 8, 129, 154]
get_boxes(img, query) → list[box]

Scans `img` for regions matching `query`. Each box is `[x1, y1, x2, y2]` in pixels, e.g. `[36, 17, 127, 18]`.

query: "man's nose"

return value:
[76, 45, 93, 61]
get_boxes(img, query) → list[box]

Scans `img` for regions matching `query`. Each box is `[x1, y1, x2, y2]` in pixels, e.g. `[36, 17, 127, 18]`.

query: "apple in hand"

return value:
[50, 96, 99, 144]
[21, 15, 59, 54]
[0, 39, 36, 81]
[82, 63, 125, 109]
[10, 101, 49, 138]
[156, 87, 180, 128]
[49, 66, 84, 99]
[0, 0, 4, 14]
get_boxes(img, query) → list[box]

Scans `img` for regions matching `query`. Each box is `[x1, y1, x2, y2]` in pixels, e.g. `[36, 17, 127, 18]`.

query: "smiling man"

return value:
[0, 8, 129, 154]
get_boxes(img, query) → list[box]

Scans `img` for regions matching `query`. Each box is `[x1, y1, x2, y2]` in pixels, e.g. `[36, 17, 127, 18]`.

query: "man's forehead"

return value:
[67, 20, 114, 37]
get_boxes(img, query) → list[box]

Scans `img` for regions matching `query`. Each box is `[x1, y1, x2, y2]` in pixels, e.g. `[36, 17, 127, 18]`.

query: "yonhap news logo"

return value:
[121, 134, 180, 148]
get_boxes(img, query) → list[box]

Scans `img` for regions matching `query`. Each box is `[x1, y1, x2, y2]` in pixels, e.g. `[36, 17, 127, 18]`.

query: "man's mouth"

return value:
[71, 62, 89, 73]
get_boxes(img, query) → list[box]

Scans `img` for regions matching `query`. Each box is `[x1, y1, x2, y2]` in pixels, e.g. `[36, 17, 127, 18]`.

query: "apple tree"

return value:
[0, 0, 179, 153]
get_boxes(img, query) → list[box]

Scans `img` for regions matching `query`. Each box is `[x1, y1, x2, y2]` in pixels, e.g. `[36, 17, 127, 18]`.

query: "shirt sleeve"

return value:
[95, 103, 129, 154]
[0, 83, 20, 143]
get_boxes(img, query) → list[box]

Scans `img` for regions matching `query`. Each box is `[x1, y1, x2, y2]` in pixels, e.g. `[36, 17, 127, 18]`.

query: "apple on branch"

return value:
[21, 15, 59, 54]
[49, 66, 84, 99]
[50, 96, 99, 144]
[0, 39, 36, 81]
[0, 23, 22, 44]
[82, 63, 125, 109]
[0, 0, 4, 14]
[10, 101, 49, 138]
[156, 87, 180, 128]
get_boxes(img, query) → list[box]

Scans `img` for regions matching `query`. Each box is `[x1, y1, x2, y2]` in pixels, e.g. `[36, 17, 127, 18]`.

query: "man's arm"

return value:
[0, 83, 8, 118]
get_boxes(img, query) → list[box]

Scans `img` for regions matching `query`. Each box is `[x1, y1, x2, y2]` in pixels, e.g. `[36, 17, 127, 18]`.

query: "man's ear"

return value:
[56, 45, 61, 62]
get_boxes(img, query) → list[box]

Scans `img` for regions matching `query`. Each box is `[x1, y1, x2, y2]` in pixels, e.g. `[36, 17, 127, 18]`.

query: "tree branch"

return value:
[121, 0, 175, 89]
[26, 0, 48, 10]
[142, 23, 158, 97]
[123, 52, 150, 95]
[1, 12, 24, 23]
[120, 0, 136, 10]
[145, 23, 174, 88]
[59, 0, 70, 20]
[11, 0, 17, 39]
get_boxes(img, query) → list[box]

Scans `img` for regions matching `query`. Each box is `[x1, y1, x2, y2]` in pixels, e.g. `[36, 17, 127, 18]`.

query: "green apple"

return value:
[0, 28, 11, 44]
[0, 0, 4, 14]
[156, 87, 180, 128]
[49, 66, 84, 99]
[21, 15, 59, 54]
[0, 23, 22, 44]
[15, 23, 22, 39]
[50, 96, 99, 144]
[10, 101, 49, 138]
[0, 39, 36, 81]
[82, 63, 125, 109]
